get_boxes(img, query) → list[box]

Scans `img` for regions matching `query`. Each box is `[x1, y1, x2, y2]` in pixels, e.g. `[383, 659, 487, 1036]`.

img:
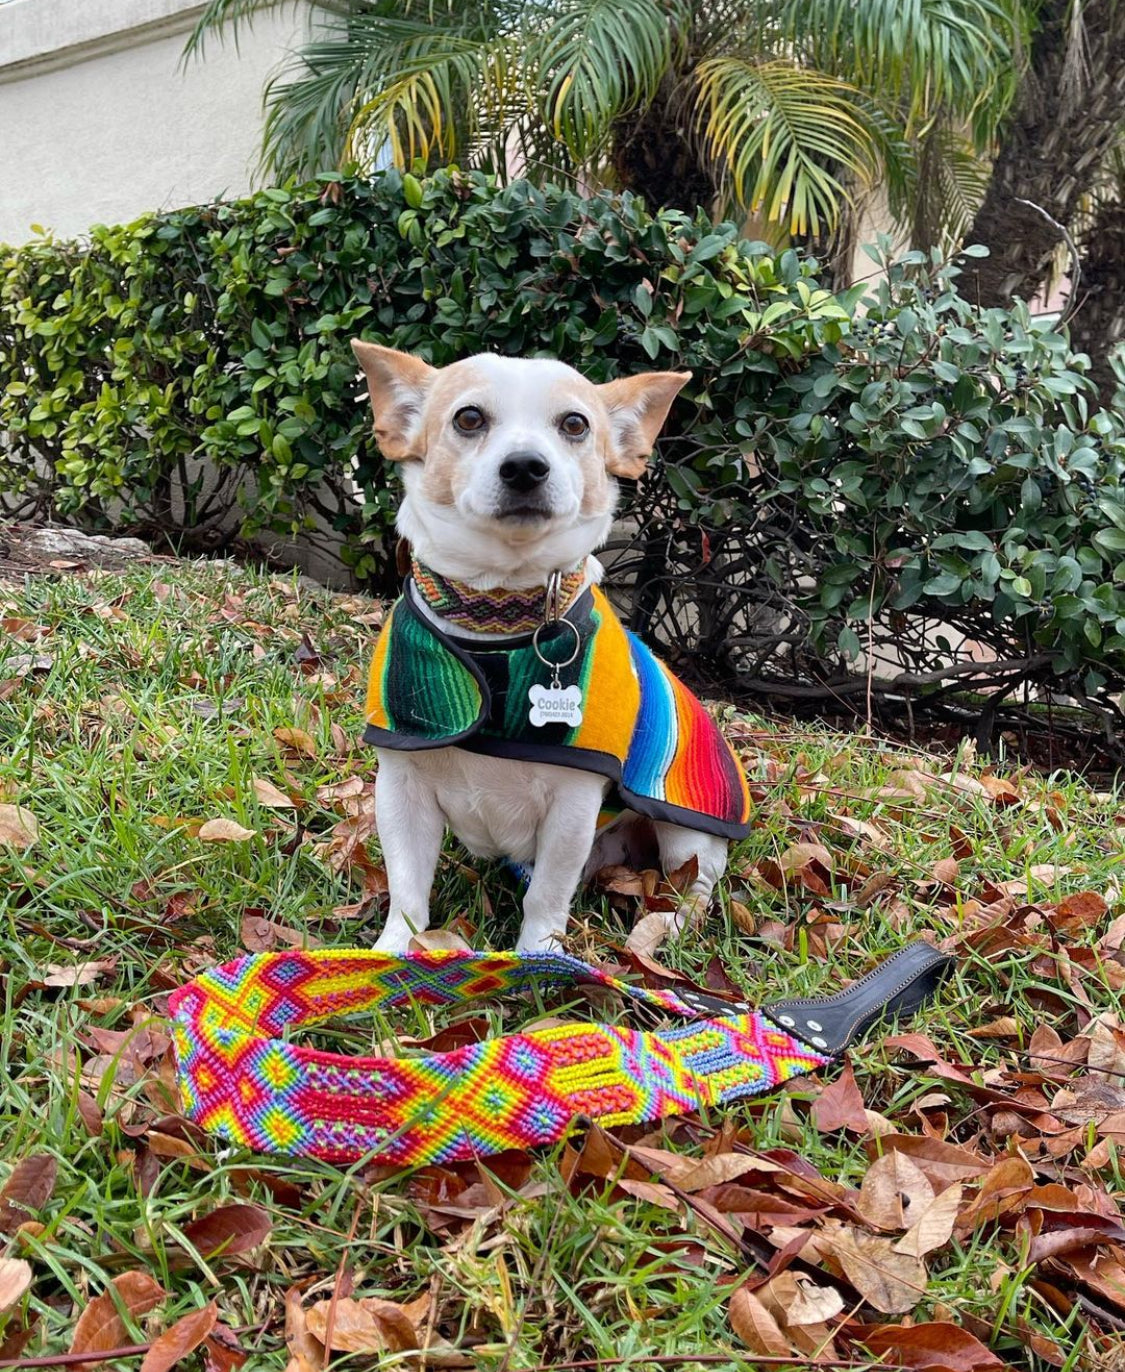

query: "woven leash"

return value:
[168, 945, 953, 1168]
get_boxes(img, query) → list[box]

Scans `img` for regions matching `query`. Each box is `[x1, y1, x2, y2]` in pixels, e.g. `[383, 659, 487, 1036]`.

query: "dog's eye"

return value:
[453, 406, 487, 434]
[560, 412, 589, 439]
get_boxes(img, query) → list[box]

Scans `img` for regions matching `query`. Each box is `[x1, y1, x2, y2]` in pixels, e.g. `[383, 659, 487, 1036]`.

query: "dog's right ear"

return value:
[351, 341, 435, 461]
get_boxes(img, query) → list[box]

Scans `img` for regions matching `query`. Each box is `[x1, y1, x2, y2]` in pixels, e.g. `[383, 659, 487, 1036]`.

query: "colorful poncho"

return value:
[363, 581, 752, 840]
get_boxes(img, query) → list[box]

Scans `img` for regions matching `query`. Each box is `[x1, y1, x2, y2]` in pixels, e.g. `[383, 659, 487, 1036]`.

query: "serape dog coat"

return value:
[168, 944, 954, 1167]
[363, 577, 752, 841]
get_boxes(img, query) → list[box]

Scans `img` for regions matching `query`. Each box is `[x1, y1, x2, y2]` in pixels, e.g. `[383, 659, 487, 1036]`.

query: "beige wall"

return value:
[0, 0, 316, 246]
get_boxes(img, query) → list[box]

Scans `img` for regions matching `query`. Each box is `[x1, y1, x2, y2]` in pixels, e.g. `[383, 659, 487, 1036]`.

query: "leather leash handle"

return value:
[761, 942, 956, 1055]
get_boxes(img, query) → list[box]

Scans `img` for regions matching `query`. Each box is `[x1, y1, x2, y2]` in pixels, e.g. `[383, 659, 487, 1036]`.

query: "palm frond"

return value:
[528, 0, 687, 164]
[762, 0, 1022, 132]
[184, 0, 315, 60]
[693, 58, 879, 236]
[909, 120, 992, 250]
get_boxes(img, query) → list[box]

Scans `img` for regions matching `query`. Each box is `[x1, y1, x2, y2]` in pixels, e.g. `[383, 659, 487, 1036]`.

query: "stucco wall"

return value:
[0, 0, 316, 246]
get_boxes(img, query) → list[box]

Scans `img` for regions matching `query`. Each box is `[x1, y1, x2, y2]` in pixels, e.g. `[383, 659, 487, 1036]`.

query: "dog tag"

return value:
[528, 681, 583, 728]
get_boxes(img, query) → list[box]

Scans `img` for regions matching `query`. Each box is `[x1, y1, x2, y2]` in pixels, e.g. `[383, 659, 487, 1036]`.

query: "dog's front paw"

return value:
[373, 917, 420, 954]
[514, 923, 568, 954]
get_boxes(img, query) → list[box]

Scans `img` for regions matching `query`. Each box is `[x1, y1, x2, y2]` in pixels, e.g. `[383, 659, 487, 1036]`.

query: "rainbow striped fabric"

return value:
[168, 949, 830, 1165]
[364, 583, 751, 839]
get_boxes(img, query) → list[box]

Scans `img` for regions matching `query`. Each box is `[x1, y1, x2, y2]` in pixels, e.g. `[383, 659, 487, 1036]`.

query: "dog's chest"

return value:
[381, 747, 610, 863]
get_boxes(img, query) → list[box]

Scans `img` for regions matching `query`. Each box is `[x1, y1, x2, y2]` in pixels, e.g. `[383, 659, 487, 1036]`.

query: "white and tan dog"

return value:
[352, 344, 738, 952]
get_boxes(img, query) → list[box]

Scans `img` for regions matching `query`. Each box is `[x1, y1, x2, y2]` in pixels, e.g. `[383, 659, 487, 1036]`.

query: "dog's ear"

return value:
[598, 371, 691, 478]
[352, 341, 436, 461]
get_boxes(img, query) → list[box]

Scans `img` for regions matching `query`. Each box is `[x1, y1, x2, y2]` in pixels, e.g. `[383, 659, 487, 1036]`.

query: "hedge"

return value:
[3, 168, 1125, 725]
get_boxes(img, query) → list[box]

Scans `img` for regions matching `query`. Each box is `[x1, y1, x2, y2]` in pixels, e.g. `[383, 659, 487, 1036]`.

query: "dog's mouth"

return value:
[493, 501, 555, 522]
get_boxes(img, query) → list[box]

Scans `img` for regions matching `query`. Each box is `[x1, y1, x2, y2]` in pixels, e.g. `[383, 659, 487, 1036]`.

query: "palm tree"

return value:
[185, 0, 1020, 245]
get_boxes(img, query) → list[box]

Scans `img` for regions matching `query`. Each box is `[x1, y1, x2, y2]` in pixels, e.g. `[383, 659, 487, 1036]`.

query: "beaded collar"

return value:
[410, 556, 586, 635]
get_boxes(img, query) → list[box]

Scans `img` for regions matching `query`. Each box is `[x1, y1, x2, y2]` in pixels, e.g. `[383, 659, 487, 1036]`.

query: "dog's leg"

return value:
[373, 751, 446, 952]
[516, 775, 606, 952]
[653, 823, 728, 939]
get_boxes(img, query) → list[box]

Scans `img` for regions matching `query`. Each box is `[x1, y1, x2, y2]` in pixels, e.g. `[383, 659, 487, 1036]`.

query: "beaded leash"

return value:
[168, 944, 953, 1167]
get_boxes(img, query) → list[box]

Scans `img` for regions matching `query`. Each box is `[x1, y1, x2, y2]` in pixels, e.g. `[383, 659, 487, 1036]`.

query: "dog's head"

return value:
[351, 345, 689, 581]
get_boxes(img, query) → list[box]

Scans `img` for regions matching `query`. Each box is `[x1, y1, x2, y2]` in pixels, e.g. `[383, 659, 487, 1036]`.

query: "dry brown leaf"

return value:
[274, 727, 318, 759]
[42, 960, 117, 988]
[625, 911, 670, 960]
[868, 1134, 988, 1189]
[0, 1259, 31, 1316]
[824, 1225, 926, 1313]
[305, 1296, 421, 1354]
[69, 1272, 167, 1360]
[893, 1183, 963, 1259]
[811, 1062, 870, 1133]
[967, 1017, 1021, 1039]
[931, 858, 960, 885]
[139, 1302, 219, 1372]
[251, 778, 297, 810]
[780, 1274, 845, 1326]
[0, 1155, 58, 1234]
[410, 929, 474, 953]
[863, 1321, 1005, 1370]
[0, 804, 38, 848]
[858, 1151, 934, 1230]
[959, 1155, 1035, 1229]
[728, 1285, 792, 1356]
[197, 818, 257, 843]
[284, 1287, 323, 1372]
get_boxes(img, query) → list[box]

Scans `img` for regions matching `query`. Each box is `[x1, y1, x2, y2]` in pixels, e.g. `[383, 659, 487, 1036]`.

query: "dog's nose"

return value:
[498, 452, 550, 494]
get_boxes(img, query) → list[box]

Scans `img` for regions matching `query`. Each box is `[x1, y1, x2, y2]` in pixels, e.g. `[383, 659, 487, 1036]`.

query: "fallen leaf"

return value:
[251, 778, 297, 810]
[0, 1259, 31, 1315]
[728, 1285, 792, 1356]
[812, 1062, 870, 1133]
[140, 1302, 219, 1372]
[894, 1184, 963, 1259]
[0, 804, 37, 848]
[858, 1151, 934, 1230]
[410, 929, 474, 953]
[42, 959, 117, 988]
[0, 1155, 58, 1234]
[181, 1204, 271, 1261]
[69, 1272, 167, 1359]
[305, 1296, 421, 1354]
[958, 1155, 1035, 1229]
[932, 858, 959, 885]
[284, 1287, 322, 1372]
[823, 1226, 926, 1313]
[1054, 891, 1108, 929]
[862, 1321, 1005, 1370]
[867, 1134, 988, 1190]
[780, 1274, 845, 1326]
[240, 913, 315, 952]
[197, 819, 257, 843]
[273, 727, 317, 760]
[625, 911, 670, 960]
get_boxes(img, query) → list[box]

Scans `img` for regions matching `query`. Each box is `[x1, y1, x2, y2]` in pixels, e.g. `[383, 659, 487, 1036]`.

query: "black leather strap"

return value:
[761, 942, 956, 1055]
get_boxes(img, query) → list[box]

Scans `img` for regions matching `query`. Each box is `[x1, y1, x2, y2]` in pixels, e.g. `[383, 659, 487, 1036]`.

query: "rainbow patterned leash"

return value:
[168, 945, 952, 1167]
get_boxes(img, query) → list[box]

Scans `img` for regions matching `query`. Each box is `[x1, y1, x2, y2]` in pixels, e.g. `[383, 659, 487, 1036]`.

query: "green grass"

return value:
[0, 558, 1122, 1369]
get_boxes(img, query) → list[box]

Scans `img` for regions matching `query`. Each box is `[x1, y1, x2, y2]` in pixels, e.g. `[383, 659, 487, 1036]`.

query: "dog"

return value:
[351, 343, 751, 952]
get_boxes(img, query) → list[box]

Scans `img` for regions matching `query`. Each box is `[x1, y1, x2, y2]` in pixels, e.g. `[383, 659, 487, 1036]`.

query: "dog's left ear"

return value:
[352, 341, 436, 461]
[598, 371, 691, 478]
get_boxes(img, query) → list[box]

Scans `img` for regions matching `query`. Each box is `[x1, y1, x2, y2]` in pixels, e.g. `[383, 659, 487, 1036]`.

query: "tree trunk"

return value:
[961, 0, 1125, 309]
[1068, 195, 1125, 402]
[610, 75, 720, 214]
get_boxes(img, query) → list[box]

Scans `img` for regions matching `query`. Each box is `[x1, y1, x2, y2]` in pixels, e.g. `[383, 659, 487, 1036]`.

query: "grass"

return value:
[0, 556, 1123, 1370]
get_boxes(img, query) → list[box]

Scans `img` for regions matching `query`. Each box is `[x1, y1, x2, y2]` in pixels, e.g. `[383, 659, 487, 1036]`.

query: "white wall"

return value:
[0, 0, 316, 245]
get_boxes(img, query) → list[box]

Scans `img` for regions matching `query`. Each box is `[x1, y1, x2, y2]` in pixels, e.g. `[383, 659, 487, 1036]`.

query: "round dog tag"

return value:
[528, 682, 583, 728]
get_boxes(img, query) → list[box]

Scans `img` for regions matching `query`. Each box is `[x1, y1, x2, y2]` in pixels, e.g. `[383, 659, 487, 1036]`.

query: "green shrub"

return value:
[3, 169, 1125, 714]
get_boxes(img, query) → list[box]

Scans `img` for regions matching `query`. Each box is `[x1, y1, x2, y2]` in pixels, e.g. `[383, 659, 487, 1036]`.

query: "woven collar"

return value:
[410, 557, 586, 635]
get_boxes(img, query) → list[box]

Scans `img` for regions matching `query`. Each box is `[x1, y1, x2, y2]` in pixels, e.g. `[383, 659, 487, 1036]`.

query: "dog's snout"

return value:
[498, 452, 551, 494]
